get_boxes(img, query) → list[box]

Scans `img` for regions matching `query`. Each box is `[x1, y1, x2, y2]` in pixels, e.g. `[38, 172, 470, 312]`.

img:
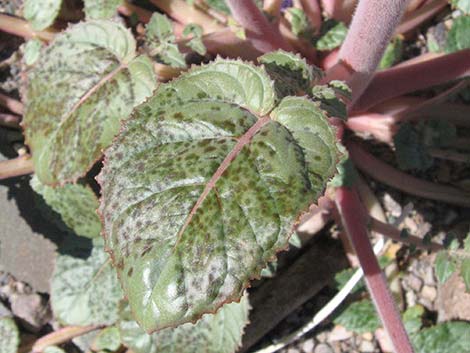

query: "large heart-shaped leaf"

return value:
[119, 294, 249, 353]
[24, 20, 157, 185]
[30, 176, 101, 238]
[51, 240, 123, 326]
[98, 58, 341, 332]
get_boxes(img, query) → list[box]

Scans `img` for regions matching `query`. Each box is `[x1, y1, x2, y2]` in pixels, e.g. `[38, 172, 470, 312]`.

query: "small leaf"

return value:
[23, 38, 43, 66]
[451, 0, 470, 14]
[119, 294, 250, 353]
[99, 58, 340, 332]
[92, 326, 121, 352]
[379, 36, 403, 69]
[310, 80, 350, 119]
[0, 317, 19, 353]
[84, 0, 123, 19]
[24, 20, 157, 185]
[329, 156, 358, 188]
[315, 19, 348, 51]
[446, 16, 470, 53]
[334, 299, 381, 334]
[460, 259, 470, 292]
[412, 322, 470, 353]
[285, 8, 311, 38]
[258, 50, 321, 97]
[24, 0, 62, 31]
[30, 176, 101, 238]
[435, 251, 457, 284]
[403, 305, 424, 335]
[51, 242, 123, 326]
[206, 0, 231, 14]
[183, 24, 207, 56]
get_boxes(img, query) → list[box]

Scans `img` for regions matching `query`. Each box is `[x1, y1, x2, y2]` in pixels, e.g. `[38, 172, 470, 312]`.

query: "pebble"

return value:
[287, 347, 300, 353]
[314, 343, 333, 353]
[361, 332, 373, 341]
[329, 325, 352, 341]
[360, 340, 376, 352]
[301, 338, 315, 352]
[407, 274, 423, 292]
[383, 194, 402, 217]
[406, 290, 417, 307]
[421, 285, 437, 302]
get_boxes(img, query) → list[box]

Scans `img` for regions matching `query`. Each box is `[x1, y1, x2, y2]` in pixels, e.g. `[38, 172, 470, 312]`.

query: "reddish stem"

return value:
[346, 113, 397, 143]
[299, 0, 322, 32]
[0, 92, 24, 115]
[335, 187, 414, 353]
[324, 0, 408, 104]
[0, 113, 21, 128]
[32, 325, 103, 352]
[0, 13, 56, 41]
[354, 50, 470, 111]
[0, 155, 35, 180]
[396, 0, 448, 34]
[225, 0, 293, 52]
[348, 141, 470, 207]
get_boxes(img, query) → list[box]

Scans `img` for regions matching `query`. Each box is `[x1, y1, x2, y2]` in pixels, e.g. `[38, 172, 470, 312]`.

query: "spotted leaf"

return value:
[24, 0, 62, 31]
[30, 176, 101, 238]
[24, 20, 157, 185]
[98, 58, 341, 332]
[119, 294, 249, 353]
[84, 0, 122, 19]
[51, 241, 123, 326]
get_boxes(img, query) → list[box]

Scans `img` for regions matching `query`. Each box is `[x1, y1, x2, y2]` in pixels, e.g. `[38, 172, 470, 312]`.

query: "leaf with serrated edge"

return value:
[24, 0, 62, 31]
[84, 0, 123, 19]
[91, 327, 121, 352]
[412, 322, 470, 353]
[51, 242, 123, 326]
[119, 294, 249, 353]
[0, 318, 19, 353]
[24, 20, 157, 185]
[30, 176, 101, 238]
[98, 58, 340, 332]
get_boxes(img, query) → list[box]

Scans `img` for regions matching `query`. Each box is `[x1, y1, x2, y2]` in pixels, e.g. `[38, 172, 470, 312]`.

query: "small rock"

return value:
[316, 332, 328, 343]
[287, 347, 300, 353]
[437, 272, 470, 321]
[360, 340, 376, 352]
[0, 301, 11, 318]
[301, 338, 315, 352]
[421, 285, 437, 302]
[328, 325, 352, 341]
[423, 264, 436, 286]
[314, 343, 333, 353]
[10, 293, 51, 332]
[375, 328, 394, 353]
[361, 332, 373, 341]
[406, 290, 417, 307]
[407, 274, 423, 292]
[383, 194, 402, 218]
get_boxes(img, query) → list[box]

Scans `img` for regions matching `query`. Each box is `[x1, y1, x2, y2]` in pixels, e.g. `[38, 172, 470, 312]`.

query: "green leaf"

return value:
[334, 299, 381, 334]
[379, 36, 403, 69]
[334, 267, 365, 294]
[403, 305, 424, 335]
[30, 176, 101, 238]
[119, 294, 249, 353]
[258, 50, 321, 97]
[206, 0, 231, 14]
[446, 16, 470, 53]
[286, 8, 311, 38]
[412, 322, 470, 353]
[435, 251, 457, 284]
[183, 24, 207, 56]
[460, 258, 470, 292]
[311, 80, 350, 119]
[451, 0, 470, 14]
[92, 326, 121, 352]
[98, 58, 340, 332]
[24, 0, 62, 31]
[315, 19, 348, 51]
[51, 242, 123, 326]
[0, 317, 19, 353]
[84, 0, 123, 19]
[24, 20, 157, 185]
[394, 123, 433, 171]
[23, 38, 43, 66]
[146, 13, 187, 68]
[44, 346, 66, 353]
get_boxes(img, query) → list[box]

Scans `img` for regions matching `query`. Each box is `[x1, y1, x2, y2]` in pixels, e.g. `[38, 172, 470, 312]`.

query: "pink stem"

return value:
[0, 113, 21, 128]
[299, 0, 322, 32]
[225, 0, 293, 52]
[396, 0, 448, 34]
[354, 49, 470, 111]
[0, 92, 24, 115]
[346, 113, 397, 143]
[0, 155, 34, 180]
[348, 141, 470, 207]
[335, 187, 414, 353]
[0, 13, 56, 41]
[323, 0, 408, 105]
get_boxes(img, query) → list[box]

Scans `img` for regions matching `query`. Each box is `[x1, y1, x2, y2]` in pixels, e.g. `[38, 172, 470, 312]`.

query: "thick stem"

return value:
[0, 92, 24, 115]
[226, 0, 293, 52]
[32, 325, 103, 352]
[324, 0, 408, 104]
[396, 0, 448, 34]
[0, 14, 56, 41]
[335, 187, 414, 353]
[149, 0, 224, 33]
[348, 141, 470, 207]
[346, 113, 397, 143]
[0, 155, 34, 180]
[354, 49, 470, 111]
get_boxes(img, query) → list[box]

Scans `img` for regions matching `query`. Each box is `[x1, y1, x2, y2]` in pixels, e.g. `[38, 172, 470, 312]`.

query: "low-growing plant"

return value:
[0, 0, 469, 353]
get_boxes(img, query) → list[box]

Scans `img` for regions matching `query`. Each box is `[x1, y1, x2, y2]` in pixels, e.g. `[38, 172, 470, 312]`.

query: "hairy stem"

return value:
[324, 0, 408, 104]
[335, 187, 414, 353]
[0, 14, 55, 41]
[348, 141, 470, 207]
[0, 155, 34, 180]
[32, 325, 103, 352]
[354, 49, 470, 111]
[0, 92, 24, 115]
[226, 0, 293, 52]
